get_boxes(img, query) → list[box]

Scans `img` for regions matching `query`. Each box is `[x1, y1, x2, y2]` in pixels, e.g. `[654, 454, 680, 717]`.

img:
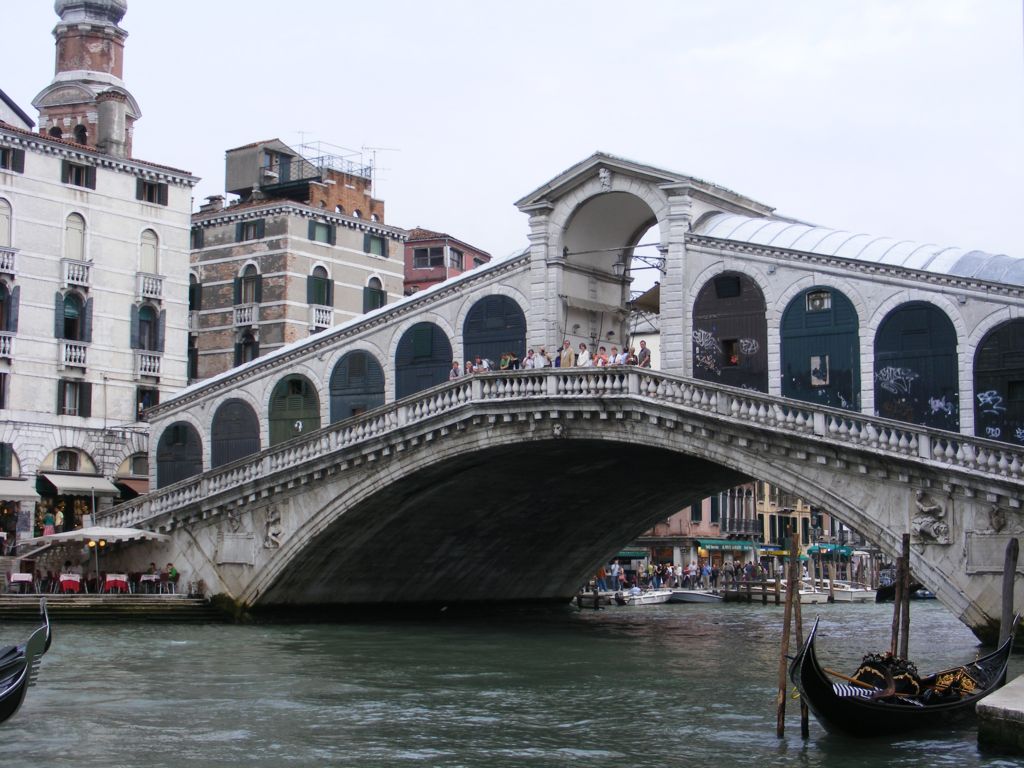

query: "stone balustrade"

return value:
[100, 368, 1024, 532]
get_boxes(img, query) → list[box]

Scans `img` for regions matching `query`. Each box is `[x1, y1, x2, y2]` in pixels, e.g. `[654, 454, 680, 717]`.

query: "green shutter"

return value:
[135, 178, 144, 200]
[157, 309, 166, 353]
[363, 233, 370, 253]
[307, 276, 315, 304]
[255, 219, 265, 238]
[233, 277, 241, 304]
[79, 382, 92, 418]
[235, 223, 244, 242]
[85, 166, 96, 189]
[378, 236, 388, 258]
[54, 292, 64, 339]
[56, 380, 65, 414]
[61, 160, 70, 184]
[11, 149, 24, 174]
[82, 297, 93, 342]
[0, 443, 11, 477]
[158, 183, 168, 206]
[130, 304, 140, 349]
[308, 220, 316, 241]
[254, 275, 263, 304]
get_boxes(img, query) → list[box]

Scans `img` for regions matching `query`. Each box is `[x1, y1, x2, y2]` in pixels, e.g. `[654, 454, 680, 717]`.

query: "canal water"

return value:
[5, 600, 1021, 767]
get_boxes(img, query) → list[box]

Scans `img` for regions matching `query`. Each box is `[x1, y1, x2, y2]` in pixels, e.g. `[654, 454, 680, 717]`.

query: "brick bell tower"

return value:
[31, 0, 141, 157]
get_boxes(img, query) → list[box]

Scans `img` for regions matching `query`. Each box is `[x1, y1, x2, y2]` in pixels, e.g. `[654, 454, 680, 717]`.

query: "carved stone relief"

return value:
[911, 489, 950, 545]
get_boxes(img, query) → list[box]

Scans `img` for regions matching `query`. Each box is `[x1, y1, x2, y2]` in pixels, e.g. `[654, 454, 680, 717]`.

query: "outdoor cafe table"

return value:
[139, 573, 160, 593]
[58, 573, 83, 593]
[8, 572, 34, 593]
[103, 573, 130, 593]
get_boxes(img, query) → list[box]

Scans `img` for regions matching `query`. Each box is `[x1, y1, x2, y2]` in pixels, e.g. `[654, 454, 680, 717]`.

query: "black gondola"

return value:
[0, 600, 51, 725]
[789, 616, 1016, 737]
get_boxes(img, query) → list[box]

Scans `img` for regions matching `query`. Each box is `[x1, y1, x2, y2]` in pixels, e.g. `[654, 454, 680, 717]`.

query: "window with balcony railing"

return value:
[62, 259, 90, 288]
[137, 272, 163, 300]
[134, 350, 162, 378]
[234, 304, 257, 327]
[60, 340, 88, 368]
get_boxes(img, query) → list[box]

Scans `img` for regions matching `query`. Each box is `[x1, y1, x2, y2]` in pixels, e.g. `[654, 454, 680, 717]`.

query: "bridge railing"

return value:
[99, 368, 1024, 531]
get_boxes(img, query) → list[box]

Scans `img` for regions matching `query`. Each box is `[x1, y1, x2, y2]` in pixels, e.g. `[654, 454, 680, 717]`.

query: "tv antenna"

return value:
[362, 145, 399, 191]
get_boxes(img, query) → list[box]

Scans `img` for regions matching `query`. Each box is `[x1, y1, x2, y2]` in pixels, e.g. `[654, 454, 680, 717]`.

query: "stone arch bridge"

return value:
[98, 153, 1024, 639]
[102, 368, 1024, 640]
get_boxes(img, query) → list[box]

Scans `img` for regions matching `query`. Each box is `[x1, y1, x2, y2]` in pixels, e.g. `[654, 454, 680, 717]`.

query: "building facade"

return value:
[0, 0, 195, 548]
[189, 140, 406, 380]
[403, 227, 491, 296]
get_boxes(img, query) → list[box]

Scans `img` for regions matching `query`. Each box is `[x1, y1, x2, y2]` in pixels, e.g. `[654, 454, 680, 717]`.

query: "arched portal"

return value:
[973, 319, 1024, 444]
[780, 287, 860, 410]
[211, 398, 261, 468]
[330, 351, 385, 423]
[156, 422, 203, 488]
[874, 302, 958, 430]
[691, 272, 768, 391]
[269, 375, 320, 446]
[463, 296, 527, 367]
[394, 322, 452, 399]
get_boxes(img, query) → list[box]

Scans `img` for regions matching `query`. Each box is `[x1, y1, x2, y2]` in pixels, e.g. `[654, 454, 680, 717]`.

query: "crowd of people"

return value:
[593, 559, 773, 592]
[450, 339, 653, 379]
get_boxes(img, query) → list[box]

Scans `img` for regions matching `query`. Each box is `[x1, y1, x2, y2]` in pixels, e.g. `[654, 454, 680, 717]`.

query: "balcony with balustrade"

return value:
[61, 258, 91, 289]
[234, 304, 258, 328]
[309, 304, 332, 332]
[136, 272, 163, 301]
[0, 332, 13, 360]
[60, 340, 88, 369]
[0, 246, 16, 276]
[134, 351, 162, 378]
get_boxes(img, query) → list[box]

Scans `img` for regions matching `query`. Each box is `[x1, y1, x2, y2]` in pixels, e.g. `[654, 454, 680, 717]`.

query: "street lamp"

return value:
[87, 537, 106, 586]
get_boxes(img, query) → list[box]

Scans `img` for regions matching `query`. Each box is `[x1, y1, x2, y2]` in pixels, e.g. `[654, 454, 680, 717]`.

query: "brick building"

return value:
[403, 228, 490, 296]
[189, 139, 406, 380]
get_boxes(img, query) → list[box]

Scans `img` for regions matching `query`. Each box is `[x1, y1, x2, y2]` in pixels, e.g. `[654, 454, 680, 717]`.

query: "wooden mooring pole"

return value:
[1000, 538, 1019, 647]
[898, 533, 911, 659]
[776, 525, 808, 738]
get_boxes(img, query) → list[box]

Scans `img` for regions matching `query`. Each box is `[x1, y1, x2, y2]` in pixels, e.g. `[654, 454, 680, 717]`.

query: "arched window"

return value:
[139, 229, 158, 273]
[138, 305, 158, 351]
[48, 126, 62, 138]
[335, 204, 345, 214]
[65, 213, 85, 261]
[73, 125, 87, 144]
[0, 283, 10, 332]
[156, 422, 203, 488]
[188, 273, 201, 311]
[211, 399, 261, 468]
[63, 293, 83, 340]
[0, 199, 11, 247]
[236, 331, 259, 365]
[363, 276, 386, 312]
[353, 210, 362, 219]
[370, 213, 379, 222]
[239, 264, 259, 304]
[269, 375, 320, 445]
[307, 265, 332, 306]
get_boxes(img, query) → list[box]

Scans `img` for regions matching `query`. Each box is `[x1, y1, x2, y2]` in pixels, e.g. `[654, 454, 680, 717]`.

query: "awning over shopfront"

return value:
[39, 473, 121, 497]
[114, 478, 149, 495]
[0, 478, 40, 503]
[806, 544, 854, 557]
[563, 295, 627, 317]
[697, 539, 757, 551]
[616, 550, 649, 559]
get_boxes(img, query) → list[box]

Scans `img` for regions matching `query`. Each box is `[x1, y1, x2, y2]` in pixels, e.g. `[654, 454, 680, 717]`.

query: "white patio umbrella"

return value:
[17, 526, 169, 581]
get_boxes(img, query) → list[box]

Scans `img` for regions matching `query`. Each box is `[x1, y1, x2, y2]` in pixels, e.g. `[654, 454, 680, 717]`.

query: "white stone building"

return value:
[0, 0, 196, 547]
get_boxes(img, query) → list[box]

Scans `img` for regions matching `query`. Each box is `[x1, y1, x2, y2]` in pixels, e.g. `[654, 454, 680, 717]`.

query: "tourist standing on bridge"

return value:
[449, 360, 461, 379]
[536, 347, 550, 367]
[638, 340, 651, 368]
[626, 347, 638, 365]
[523, 349, 536, 368]
[558, 340, 575, 367]
[577, 343, 592, 367]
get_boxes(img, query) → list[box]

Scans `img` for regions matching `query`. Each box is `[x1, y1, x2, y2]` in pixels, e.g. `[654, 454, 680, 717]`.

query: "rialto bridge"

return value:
[98, 153, 1024, 639]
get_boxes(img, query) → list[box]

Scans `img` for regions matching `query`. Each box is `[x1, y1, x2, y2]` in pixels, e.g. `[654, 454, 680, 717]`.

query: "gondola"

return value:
[0, 600, 51, 725]
[789, 616, 1016, 737]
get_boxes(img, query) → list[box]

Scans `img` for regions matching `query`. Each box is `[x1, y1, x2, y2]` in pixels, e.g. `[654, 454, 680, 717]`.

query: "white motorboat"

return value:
[614, 588, 674, 606]
[669, 589, 723, 603]
[805, 579, 874, 603]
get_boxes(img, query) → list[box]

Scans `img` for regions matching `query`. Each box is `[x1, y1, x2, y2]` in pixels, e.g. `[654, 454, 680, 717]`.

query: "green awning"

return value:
[806, 544, 853, 557]
[697, 539, 757, 551]
[616, 550, 648, 559]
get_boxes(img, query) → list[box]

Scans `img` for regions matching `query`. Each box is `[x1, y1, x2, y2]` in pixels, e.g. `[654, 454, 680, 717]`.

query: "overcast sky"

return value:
[5, 1, 1023, 268]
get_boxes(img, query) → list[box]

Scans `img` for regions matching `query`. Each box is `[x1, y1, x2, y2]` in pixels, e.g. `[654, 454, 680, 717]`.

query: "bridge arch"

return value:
[155, 421, 203, 488]
[872, 300, 960, 431]
[780, 286, 861, 411]
[329, 350, 386, 423]
[211, 398, 261, 468]
[268, 374, 321, 446]
[691, 271, 768, 391]
[393, 321, 454, 399]
[462, 295, 528, 369]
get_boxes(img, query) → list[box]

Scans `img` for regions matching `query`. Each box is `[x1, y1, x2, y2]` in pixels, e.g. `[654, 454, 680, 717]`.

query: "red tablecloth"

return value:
[104, 574, 129, 593]
[60, 578, 80, 593]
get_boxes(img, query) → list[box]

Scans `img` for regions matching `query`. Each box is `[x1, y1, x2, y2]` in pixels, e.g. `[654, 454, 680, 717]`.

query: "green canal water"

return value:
[3, 600, 1021, 767]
